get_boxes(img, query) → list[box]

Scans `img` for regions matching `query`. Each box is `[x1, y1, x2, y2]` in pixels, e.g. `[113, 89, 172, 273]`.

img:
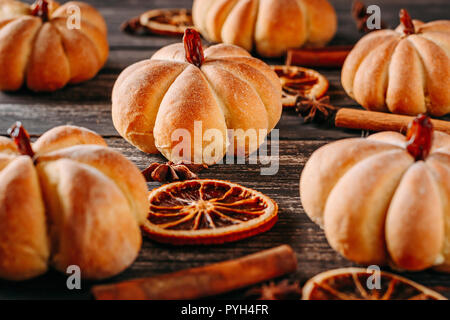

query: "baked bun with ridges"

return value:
[0, 124, 147, 281]
[300, 115, 450, 272]
[342, 9, 450, 116]
[112, 28, 282, 165]
[192, 0, 337, 57]
[0, 0, 108, 92]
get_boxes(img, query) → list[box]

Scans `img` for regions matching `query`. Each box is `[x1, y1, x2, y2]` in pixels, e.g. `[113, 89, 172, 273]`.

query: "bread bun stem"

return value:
[31, 0, 50, 22]
[183, 28, 204, 67]
[406, 114, 433, 161]
[7, 122, 35, 157]
[399, 9, 415, 35]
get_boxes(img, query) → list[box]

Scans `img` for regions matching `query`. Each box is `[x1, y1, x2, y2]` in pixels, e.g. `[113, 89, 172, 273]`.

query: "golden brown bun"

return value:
[0, 0, 108, 92]
[153, 64, 228, 164]
[112, 60, 187, 154]
[193, 0, 337, 57]
[385, 162, 443, 270]
[426, 155, 450, 272]
[0, 136, 19, 154]
[300, 131, 450, 272]
[112, 42, 282, 164]
[33, 125, 107, 155]
[0, 0, 30, 19]
[0, 125, 147, 281]
[342, 20, 450, 116]
[36, 145, 149, 225]
[0, 156, 49, 281]
[300, 138, 401, 227]
[36, 159, 141, 279]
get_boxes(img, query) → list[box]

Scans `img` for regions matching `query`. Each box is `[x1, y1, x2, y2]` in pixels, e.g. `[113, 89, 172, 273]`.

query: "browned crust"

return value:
[386, 39, 426, 115]
[151, 43, 188, 63]
[342, 20, 450, 116]
[36, 145, 149, 225]
[204, 43, 251, 58]
[36, 159, 142, 280]
[0, 136, 19, 154]
[0, 124, 147, 281]
[51, 19, 101, 84]
[112, 42, 282, 164]
[112, 60, 187, 154]
[193, 0, 337, 57]
[26, 22, 70, 91]
[426, 157, 450, 272]
[52, 1, 107, 35]
[408, 35, 450, 116]
[0, 1, 108, 92]
[33, 125, 107, 155]
[352, 37, 400, 112]
[206, 57, 281, 130]
[0, 156, 49, 281]
[341, 30, 398, 98]
[300, 131, 450, 271]
[153, 64, 228, 164]
[221, 0, 258, 52]
[300, 138, 401, 226]
[0, 16, 41, 90]
[301, 0, 337, 47]
[324, 151, 413, 265]
[192, 0, 216, 38]
[386, 162, 444, 270]
[204, 0, 239, 43]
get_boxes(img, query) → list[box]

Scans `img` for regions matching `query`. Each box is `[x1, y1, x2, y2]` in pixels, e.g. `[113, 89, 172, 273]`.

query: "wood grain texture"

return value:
[0, 0, 449, 299]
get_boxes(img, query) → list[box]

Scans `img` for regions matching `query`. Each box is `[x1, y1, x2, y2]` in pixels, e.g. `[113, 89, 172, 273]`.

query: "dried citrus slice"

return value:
[272, 65, 329, 107]
[143, 179, 278, 245]
[302, 268, 447, 300]
[140, 8, 194, 36]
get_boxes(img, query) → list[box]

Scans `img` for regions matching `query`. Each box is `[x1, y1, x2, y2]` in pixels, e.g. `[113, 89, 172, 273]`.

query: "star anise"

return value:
[295, 95, 337, 124]
[245, 280, 302, 300]
[142, 161, 207, 183]
[352, 0, 386, 33]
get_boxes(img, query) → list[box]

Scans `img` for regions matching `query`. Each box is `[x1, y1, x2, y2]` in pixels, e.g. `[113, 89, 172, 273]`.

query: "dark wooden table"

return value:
[1, 0, 449, 299]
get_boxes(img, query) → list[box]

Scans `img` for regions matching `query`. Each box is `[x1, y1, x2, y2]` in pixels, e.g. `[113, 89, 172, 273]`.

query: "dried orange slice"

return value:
[140, 8, 193, 36]
[143, 179, 278, 245]
[122, 9, 194, 36]
[302, 268, 447, 300]
[272, 65, 329, 107]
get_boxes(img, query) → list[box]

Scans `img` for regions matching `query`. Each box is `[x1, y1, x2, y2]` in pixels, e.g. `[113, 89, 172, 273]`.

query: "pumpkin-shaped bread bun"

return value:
[300, 115, 450, 272]
[112, 29, 282, 165]
[0, 0, 108, 92]
[192, 0, 337, 58]
[342, 9, 450, 116]
[0, 124, 148, 281]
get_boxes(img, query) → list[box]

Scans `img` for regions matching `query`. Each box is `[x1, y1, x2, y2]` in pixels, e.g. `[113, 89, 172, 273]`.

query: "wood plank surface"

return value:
[0, 0, 449, 299]
[1, 139, 449, 299]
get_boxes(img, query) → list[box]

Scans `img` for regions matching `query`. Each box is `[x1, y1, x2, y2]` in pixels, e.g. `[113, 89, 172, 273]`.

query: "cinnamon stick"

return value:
[286, 45, 353, 68]
[92, 245, 297, 300]
[335, 108, 450, 135]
